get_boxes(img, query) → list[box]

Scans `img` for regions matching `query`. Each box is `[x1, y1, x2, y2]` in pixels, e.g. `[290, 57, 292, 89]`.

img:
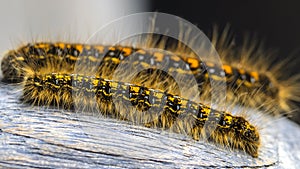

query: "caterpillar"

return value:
[0, 41, 263, 158]
[23, 72, 260, 157]
[1, 41, 285, 114]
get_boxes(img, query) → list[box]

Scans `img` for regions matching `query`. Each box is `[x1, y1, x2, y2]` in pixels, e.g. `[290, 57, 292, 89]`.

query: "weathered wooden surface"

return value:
[0, 82, 299, 168]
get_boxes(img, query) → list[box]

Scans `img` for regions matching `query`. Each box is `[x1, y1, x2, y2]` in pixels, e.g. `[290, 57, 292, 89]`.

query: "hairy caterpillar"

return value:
[1, 41, 286, 114]
[22, 72, 260, 157]
[0, 40, 263, 157]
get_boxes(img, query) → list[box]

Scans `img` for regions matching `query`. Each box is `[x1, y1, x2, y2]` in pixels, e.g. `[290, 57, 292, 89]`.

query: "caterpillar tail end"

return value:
[1, 51, 24, 83]
[275, 74, 300, 116]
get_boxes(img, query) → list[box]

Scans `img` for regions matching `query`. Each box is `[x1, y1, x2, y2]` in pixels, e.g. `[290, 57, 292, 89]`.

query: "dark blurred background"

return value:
[150, 0, 300, 125]
[151, 0, 300, 58]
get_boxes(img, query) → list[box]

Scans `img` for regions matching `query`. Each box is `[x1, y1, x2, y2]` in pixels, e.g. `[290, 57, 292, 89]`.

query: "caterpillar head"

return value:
[235, 116, 260, 157]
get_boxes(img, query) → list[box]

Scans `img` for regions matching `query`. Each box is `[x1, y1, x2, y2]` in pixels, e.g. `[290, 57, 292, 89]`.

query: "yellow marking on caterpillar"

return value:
[250, 72, 259, 81]
[131, 86, 140, 93]
[57, 43, 65, 49]
[153, 91, 164, 99]
[122, 47, 132, 56]
[92, 79, 99, 86]
[16, 57, 25, 61]
[205, 62, 215, 68]
[171, 55, 181, 62]
[88, 56, 98, 62]
[144, 89, 150, 95]
[75, 44, 84, 53]
[110, 81, 119, 88]
[201, 106, 211, 114]
[223, 65, 232, 74]
[153, 52, 164, 62]
[93, 45, 104, 53]
[69, 56, 78, 61]
[186, 58, 199, 69]
[35, 43, 49, 49]
[238, 69, 245, 75]
[136, 49, 146, 55]
[109, 46, 116, 51]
